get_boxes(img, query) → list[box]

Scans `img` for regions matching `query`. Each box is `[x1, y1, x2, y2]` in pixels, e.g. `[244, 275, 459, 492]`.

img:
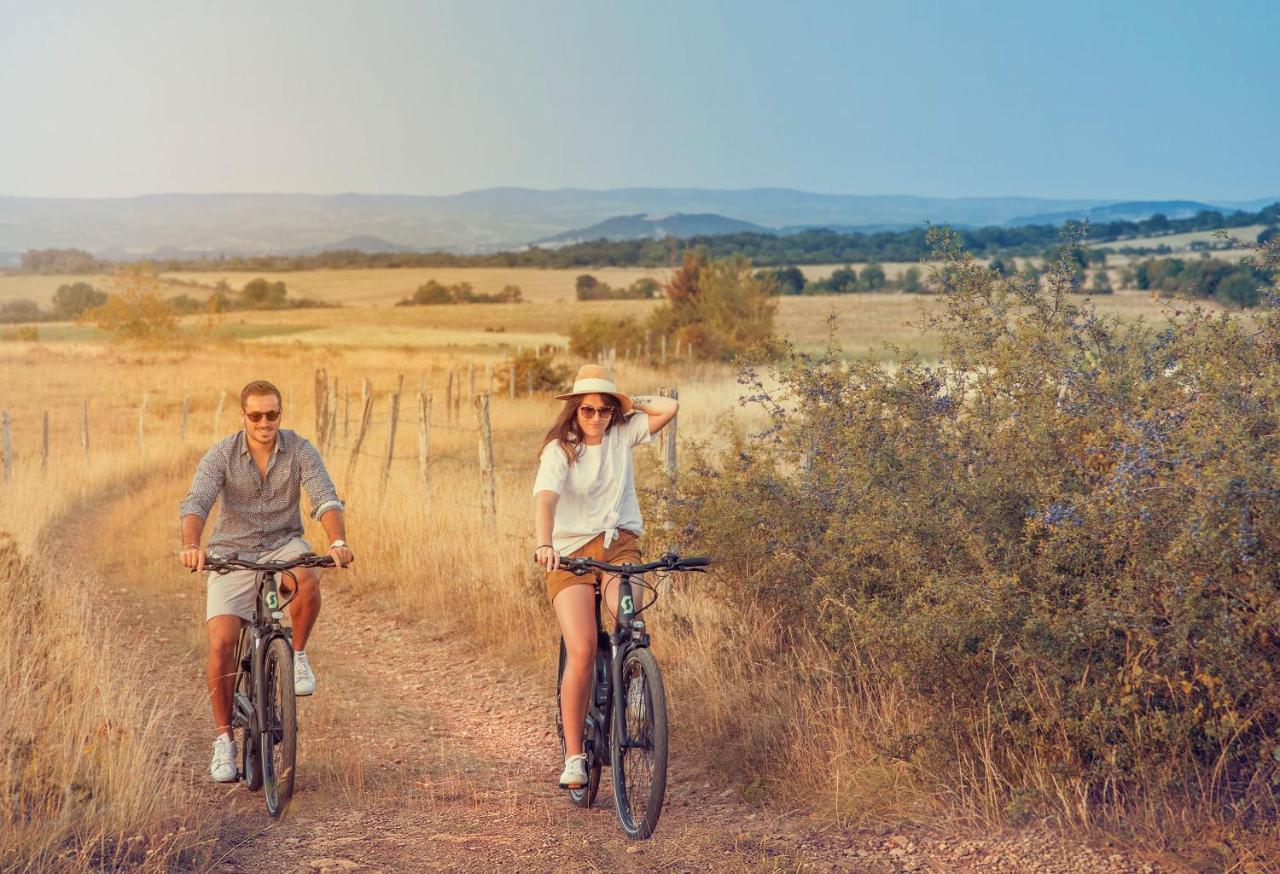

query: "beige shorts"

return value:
[206, 537, 319, 622]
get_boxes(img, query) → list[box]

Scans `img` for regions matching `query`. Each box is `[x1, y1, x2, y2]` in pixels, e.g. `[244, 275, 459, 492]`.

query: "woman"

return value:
[532, 364, 679, 789]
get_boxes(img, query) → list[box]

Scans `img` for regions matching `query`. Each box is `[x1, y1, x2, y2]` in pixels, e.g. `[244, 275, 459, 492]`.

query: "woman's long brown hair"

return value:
[541, 396, 621, 464]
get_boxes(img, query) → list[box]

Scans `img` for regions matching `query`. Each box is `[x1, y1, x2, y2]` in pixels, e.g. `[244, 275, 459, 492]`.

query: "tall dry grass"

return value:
[1, 290, 1222, 865]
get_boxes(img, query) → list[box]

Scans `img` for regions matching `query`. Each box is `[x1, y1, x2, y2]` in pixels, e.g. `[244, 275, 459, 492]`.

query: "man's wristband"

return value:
[183, 543, 199, 550]
[331, 539, 348, 549]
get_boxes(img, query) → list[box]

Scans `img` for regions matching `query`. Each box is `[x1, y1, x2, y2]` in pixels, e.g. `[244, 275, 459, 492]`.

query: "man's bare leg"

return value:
[206, 614, 243, 737]
[283, 568, 321, 651]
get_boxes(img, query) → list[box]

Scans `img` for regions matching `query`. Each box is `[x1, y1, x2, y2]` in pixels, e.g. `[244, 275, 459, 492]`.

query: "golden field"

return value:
[0, 280, 1228, 868]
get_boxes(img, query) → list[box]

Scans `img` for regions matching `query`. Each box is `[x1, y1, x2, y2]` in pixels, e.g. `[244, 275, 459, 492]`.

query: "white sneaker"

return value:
[210, 734, 237, 783]
[294, 651, 316, 696]
[559, 754, 588, 789]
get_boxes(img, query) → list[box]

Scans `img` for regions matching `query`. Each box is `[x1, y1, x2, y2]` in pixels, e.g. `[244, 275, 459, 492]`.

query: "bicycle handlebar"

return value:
[555, 552, 711, 576]
[203, 552, 338, 575]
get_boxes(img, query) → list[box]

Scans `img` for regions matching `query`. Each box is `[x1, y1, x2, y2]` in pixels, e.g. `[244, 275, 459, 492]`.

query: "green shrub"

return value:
[503, 348, 574, 394]
[646, 251, 777, 362]
[671, 226, 1280, 821]
[566, 314, 642, 359]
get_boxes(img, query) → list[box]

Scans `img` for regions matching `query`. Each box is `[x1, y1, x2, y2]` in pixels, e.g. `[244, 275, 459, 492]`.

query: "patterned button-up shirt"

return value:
[179, 429, 345, 555]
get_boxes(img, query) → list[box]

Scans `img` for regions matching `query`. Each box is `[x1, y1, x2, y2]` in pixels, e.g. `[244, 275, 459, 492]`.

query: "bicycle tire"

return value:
[260, 636, 297, 818]
[611, 647, 668, 840]
[556, 637, 601, 808]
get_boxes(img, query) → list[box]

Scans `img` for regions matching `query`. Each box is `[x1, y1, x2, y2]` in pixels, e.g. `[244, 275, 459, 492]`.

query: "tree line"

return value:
[13, 204, 1278, 275]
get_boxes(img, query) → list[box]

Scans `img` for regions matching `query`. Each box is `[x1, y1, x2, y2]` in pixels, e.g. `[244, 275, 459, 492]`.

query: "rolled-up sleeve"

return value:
[298, 438, 344, 519]
[179, 445, 225, 520]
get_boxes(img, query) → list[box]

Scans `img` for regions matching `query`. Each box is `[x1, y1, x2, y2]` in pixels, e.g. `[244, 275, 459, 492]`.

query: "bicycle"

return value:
[553, 551, 710, 840]
[203, 551, 335, 818]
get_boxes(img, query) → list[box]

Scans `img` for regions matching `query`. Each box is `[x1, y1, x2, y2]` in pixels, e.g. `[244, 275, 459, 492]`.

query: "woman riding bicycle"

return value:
[532, 364, 678, 789]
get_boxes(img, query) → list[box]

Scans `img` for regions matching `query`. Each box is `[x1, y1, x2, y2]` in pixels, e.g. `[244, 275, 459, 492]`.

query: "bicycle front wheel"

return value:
[260, 636, 297, 817]
[610, 647, 668, 840]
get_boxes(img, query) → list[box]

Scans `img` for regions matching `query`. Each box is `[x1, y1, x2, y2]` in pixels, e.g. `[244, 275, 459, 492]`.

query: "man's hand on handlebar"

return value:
[329, 542, 354, 568]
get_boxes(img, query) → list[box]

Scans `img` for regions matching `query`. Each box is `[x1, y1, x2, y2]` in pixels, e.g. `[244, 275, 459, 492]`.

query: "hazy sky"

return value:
[2, 0, 1276, 201]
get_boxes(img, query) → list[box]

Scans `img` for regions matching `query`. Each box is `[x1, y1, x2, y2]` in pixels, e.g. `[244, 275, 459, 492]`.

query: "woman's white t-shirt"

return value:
[532, 412, 653, 555]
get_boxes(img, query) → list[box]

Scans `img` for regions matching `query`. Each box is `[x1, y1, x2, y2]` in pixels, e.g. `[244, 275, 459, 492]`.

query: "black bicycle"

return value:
[553, 551, 710, 840]
[204, 551, 335, 818]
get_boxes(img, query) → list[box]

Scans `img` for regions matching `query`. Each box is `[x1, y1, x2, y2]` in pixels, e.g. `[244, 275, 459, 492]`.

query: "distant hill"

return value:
[0, 189, 1106, 258]
[535, 213, 770, 246]
[0, 189, 1273, 260]
[291, 235, 417, 255]
[1007, 200, 1240, 227]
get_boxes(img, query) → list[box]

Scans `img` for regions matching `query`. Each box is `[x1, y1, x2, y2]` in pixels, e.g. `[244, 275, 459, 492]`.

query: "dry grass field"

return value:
[1089, 224, 1266, 254]
[0, 279, 1219, 869]
[3, 263, 928, 309]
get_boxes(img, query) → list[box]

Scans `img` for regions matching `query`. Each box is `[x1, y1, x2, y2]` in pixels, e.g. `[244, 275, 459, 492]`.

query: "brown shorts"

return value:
[546, 530, 642, 604]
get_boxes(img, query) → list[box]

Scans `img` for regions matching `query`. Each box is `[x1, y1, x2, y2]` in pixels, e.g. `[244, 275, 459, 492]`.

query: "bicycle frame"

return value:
[581, 571, 651, 766]
[232, 569, 293, 757]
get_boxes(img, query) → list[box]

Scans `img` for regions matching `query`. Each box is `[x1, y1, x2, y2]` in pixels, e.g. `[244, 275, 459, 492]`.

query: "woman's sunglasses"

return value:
[578, 405, 616, 419]
[245, 410, 281, 423]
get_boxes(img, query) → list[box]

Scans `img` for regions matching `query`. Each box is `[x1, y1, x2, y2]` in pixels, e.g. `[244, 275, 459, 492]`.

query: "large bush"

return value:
[673, 229, 1280, 820]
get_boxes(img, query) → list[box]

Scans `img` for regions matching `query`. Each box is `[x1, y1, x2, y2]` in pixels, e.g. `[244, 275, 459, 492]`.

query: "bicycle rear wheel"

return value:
[260, 636, 297, 817]
[610, 647, 668, 840]
[556, 637, 601, 808]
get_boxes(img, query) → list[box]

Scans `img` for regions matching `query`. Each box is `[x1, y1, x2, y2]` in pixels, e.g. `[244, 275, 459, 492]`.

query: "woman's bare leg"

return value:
[553, 583, 598, 757]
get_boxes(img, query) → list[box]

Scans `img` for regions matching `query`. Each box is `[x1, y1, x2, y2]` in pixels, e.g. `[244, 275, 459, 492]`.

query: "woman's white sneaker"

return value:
[559, 754, 588, 789]
[294, 651, 316, 696]
[210, 734, 237, 782]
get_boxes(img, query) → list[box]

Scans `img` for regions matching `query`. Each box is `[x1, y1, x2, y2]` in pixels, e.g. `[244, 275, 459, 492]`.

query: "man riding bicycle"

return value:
[178, 380, 354, 783]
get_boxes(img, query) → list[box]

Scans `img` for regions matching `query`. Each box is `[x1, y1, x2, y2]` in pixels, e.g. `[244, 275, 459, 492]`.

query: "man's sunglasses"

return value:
[245, 410, 281, 423]
[578, 405, 616, 419]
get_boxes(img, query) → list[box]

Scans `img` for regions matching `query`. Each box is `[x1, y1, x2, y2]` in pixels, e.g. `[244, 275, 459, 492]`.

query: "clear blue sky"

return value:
[1, 0, 1276, 201]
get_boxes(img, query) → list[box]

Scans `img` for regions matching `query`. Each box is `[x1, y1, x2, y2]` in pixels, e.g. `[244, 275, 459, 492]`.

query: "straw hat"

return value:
[554, 364, 634, 414]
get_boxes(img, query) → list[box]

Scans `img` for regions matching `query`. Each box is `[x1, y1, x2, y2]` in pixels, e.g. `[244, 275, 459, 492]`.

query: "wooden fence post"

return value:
[417, 391, 432, 512]
[659, 387, 678, 480]
[212, 391, 225, 439]
[138, 393, 148, 455]
[81, 400, 89, 460]
[314, 368, 328, 445]
[468, 361, 475, 401]
[41, 412, 49, 471]
[645, 330, 652, 363]
[344, 387, 351, 440]
[381, 375, 404, 498]
[1, 412, 10, 484]
[660, 334, 668, 366]
[445, 370, 455, 424]
[659, 386, 679, 555]
[345, 391, 374, 488]
[181, 397, 189, 442]
[474, 392, 496, 530]
[526, 366, 534, 397]
[326, 379, 339, 455]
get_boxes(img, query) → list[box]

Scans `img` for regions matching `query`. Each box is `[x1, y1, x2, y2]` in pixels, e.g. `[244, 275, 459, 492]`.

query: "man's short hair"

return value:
[240, 380, 282, 409]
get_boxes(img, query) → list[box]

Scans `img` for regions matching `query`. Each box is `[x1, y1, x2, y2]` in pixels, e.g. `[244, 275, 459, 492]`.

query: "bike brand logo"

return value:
[620, 595, 634, 614]
[266, 592, 279, 609]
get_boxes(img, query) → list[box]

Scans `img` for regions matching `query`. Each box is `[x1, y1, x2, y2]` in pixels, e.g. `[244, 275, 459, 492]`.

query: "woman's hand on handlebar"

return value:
[181, 544, 206, 574]
[534, 545, 561, 572]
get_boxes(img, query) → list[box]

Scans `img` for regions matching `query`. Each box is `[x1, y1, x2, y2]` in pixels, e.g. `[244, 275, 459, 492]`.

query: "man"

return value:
[179, 380, 354, 783]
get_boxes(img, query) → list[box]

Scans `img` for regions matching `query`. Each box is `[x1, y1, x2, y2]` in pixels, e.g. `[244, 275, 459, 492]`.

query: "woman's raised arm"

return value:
[631, 395, 679, 435]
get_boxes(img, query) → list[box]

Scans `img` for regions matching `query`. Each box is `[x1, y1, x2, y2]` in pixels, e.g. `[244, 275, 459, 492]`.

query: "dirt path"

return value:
[85, 491, 1169, 873]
